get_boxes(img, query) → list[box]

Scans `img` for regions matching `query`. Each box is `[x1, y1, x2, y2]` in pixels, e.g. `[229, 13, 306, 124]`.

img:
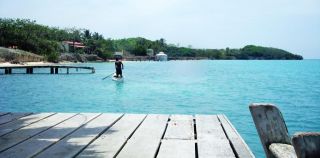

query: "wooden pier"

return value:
[0, 112, 254, 158]
[0, 65, 95, 74]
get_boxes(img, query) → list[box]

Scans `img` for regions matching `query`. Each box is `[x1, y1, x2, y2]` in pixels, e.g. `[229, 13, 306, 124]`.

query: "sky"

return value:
[0, 0, 319, 58]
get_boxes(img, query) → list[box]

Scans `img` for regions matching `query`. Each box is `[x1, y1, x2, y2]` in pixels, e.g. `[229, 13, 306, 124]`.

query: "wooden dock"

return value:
[0, 112, 254, 158]
[0, 65, 95, 74]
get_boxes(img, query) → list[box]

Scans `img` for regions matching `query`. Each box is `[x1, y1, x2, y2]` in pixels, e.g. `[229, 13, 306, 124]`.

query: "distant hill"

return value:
[164, 44, 303, 60]
[0, 18, 303, 61]
[238, 45, 303, 60]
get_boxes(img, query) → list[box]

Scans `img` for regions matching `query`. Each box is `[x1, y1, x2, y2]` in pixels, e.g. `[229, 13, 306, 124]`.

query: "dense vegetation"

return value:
[0, 18, 303, 61]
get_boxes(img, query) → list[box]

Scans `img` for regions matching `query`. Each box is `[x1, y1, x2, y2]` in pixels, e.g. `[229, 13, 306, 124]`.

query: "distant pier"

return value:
[0, 65, 95, 74]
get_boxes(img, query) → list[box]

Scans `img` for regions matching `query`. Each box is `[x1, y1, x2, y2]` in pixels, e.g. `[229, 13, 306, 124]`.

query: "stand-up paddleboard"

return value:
[112, 73, 124, 82]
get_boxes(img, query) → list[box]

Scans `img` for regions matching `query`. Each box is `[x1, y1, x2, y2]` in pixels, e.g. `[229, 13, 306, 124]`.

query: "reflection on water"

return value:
[114, 82, 124, 92]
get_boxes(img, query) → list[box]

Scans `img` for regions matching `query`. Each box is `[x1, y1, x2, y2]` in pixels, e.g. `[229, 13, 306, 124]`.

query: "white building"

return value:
[155, 52, 168, 61]
[114, 51, 123, 59]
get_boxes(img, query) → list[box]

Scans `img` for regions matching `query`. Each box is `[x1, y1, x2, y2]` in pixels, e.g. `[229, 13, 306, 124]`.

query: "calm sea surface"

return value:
[1, 60, 320, 157]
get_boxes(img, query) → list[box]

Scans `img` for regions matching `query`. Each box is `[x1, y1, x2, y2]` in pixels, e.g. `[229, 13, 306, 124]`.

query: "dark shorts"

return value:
[116, 68, 122, 76]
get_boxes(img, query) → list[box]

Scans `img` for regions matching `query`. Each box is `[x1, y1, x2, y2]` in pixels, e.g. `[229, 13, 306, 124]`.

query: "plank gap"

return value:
[72, 113, 125, 157]
[0, 113, 10, 117]
[0, 113, 78, 153]
[194, 118, 199, 158]
[0, 113, 33, 125]
[33, 113, 102, 157]
[161, 115, 171, 140]
[154, 115, 170, 158]
[193, 118, 197, 140]
[113, 114, 148, 157]
[0, 113, 57, 137]
[218, 115, 239, 158]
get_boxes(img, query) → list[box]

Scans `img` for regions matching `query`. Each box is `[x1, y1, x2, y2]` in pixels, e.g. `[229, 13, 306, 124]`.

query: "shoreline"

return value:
[0, 58, 311, 67]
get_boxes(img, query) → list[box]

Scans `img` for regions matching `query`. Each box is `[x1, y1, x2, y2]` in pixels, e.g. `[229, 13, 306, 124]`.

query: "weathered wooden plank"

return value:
[0, 112, 252, 158]
[269, 143, 297, 158]
[218, 114, 255, 158]
[158, 115, 195, 158]
[196, 115, 235, 158]
[0, 112, 32, 125]
[0, 113, 55, 137]
[117, 114, 169, 158]
[249, 103, 291, 158]
[34, 113, 123, 158]
[0, 113, 99, 158]
[164, 115, 194, 140]
[157, 140, 195, 158]
[292, 132, 320, 158]
[0, 112, 10, 117]
[0, 113, 76, 152]
[77, 114, 146, 158]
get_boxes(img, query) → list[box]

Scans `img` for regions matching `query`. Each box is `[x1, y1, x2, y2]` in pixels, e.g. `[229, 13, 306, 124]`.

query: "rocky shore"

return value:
[0, 47, 105, 64]
[0, 47, 44, 63]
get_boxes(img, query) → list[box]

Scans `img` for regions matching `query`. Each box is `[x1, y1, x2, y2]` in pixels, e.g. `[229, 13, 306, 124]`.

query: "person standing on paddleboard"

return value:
[115, 58, 124, 78]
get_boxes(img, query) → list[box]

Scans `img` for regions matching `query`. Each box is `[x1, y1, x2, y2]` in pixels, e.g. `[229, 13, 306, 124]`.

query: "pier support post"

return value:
[26, 68, 33, 74]
[249, 103, 291, 158]
[5, 68, 9, 74]
[55, 67, 58, 74]
[5, 68, 12, 74]
[50, 67, 54, 74]
[67, 68, 69, 74]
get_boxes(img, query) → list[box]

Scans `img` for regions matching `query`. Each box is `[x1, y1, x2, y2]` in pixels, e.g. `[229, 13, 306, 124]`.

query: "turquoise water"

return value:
[1, 60, 320, 157]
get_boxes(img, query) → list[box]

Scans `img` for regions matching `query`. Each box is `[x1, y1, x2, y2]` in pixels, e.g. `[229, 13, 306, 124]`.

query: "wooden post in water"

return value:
[67, 68, 69, 74]
[26, 68, 34, 74]
[55, 67, 58, 74]
[5, 68, 9, 74]
[50, 67, 54, 74]
[5, 68, 12, 74]
[249, 103, 292, 158]
[292, 132, 320, 158]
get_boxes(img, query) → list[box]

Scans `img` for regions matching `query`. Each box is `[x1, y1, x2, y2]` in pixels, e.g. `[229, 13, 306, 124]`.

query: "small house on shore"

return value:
[155, 52, 168, 61]
[62, 41, 85, 53]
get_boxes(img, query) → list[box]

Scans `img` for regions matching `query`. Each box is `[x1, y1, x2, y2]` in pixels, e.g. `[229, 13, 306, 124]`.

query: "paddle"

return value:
[102, 72, 115, 80]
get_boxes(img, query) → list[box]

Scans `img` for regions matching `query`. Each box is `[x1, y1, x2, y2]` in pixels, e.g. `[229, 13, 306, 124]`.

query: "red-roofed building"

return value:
[62, 41, 86, 52]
